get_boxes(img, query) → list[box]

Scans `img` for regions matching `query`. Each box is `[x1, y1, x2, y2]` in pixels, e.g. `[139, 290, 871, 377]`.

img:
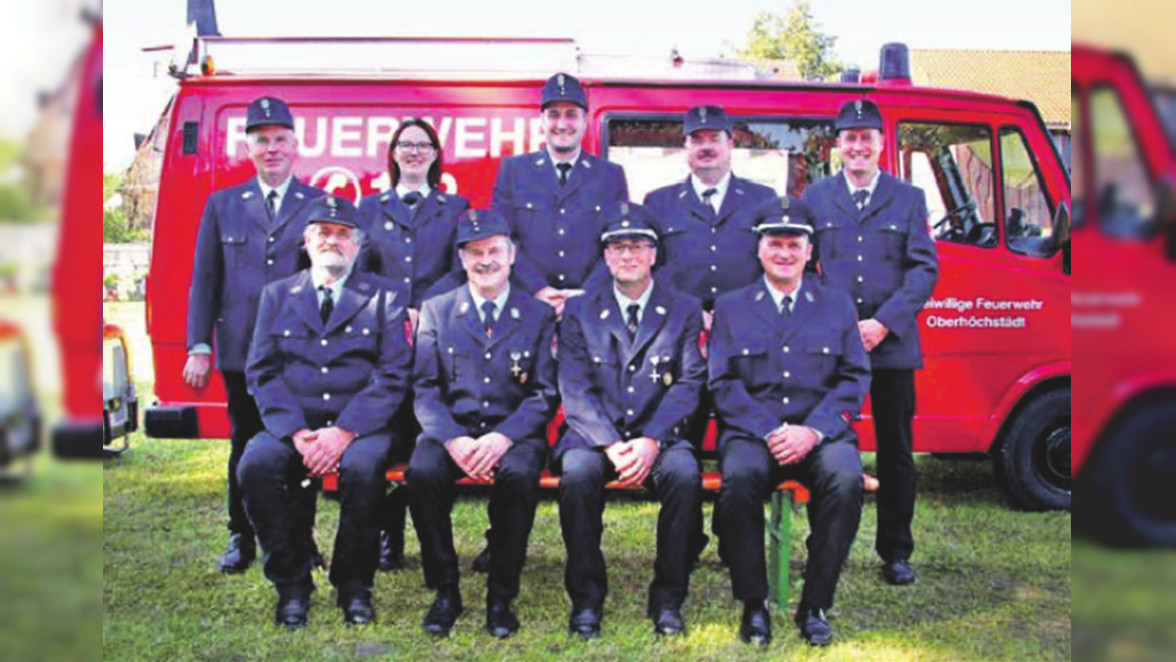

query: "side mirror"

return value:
[1052, 204, 1071, 274]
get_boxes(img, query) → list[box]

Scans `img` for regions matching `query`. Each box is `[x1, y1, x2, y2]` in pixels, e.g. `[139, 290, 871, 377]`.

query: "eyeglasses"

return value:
[396, 141, 436, 153]
[605, 242, 655, 255]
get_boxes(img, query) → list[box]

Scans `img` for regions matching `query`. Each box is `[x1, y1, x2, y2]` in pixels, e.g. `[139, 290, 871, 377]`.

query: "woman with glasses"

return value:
[356, 117, 470, 573]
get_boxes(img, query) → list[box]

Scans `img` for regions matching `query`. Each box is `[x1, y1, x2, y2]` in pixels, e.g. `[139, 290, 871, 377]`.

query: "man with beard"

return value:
[407, 209, 559, 639]
[238, 195, 412, 629]
[802, 99, 939, 587]
[184, 96, 326, 574]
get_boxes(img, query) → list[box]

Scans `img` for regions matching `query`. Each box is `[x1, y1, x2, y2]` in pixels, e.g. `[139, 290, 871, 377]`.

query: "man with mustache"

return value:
[709, 197, 870, 647]
[184, 96, 326, 574]
[642, 105, 778, 329]
[238, 195, 412, 629]
[553, 203, 706, 639]
[802, 99, 939, 587]
[406, 209, 559, 639]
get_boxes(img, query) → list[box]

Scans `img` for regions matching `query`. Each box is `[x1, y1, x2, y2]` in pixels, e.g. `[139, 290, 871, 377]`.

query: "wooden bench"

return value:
[321, 464, 812, 612]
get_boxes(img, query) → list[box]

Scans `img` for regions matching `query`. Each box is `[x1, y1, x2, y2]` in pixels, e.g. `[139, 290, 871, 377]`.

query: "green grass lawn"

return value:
[102, 428, 1070, 661]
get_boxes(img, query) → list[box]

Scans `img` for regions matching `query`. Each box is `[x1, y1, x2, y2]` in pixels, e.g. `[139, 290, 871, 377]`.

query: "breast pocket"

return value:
[874, 224, 907, 260]
[804, 340, 842, 379]
[274, 327, 311, 356]
[338, 323, 379, 357]
[729, 341, 770, 386]
[513, 200, 550, 239]
[220, 233, 249, 269]
[814, 223, 848, 259]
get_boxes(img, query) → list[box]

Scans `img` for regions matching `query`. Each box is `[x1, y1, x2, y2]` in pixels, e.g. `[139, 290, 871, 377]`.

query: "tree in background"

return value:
[737, 1, 843, 81]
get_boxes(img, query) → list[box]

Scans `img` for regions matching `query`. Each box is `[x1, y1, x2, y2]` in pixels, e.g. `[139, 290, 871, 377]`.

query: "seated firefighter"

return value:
[406, 208, 559, 639]
[552, 202, 707, 639]
[239, 195, 412, 629]
[709, 197, 871, 647]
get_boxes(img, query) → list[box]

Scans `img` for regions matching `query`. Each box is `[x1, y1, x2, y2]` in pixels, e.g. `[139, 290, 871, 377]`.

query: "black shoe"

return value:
[568, 604, 602, 640]
[882, 557, 916, 585]
[652, 607, 685, 636]
[739, 600, 772, 647]
[470, 545, 492, 573]
[486, 599, 520, 639]
[796, 607, 832, 647]
[378, 531, 404, 572]
[339, 588, 374, 626]
[422, 588, 463, 636]
[218, 533, 256, 574]
[274, 582, 311, 630]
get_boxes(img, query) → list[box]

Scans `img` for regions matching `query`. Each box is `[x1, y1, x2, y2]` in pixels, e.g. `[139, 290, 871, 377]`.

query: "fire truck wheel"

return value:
[1080, 402, 1176, 547]
[996, 388, 1070, 511]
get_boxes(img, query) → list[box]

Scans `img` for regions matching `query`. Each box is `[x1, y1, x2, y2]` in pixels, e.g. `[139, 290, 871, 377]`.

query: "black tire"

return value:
[1080, 403, 1176, 547]
[995, 388, 1071, 511]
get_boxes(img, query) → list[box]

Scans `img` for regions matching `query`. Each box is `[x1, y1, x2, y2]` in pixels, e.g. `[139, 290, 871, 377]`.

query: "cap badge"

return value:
[699, 106, 708, 123]
[854, 100, 863, 119]
[621, 220, 630, 228]
[261, 98, 272, 117]
[557, 74, 566, 95]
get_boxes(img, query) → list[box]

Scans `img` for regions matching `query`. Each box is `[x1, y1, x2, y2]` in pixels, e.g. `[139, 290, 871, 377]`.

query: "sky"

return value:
[101, 0, 1070, 171]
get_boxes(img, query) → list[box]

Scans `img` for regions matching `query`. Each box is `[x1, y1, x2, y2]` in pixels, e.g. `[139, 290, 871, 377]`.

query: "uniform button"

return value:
[709, 265, 717, 272]
[629, 364, 637, 372]
[320, 339, 328, 346]
[558, 250, 565, 257]
[710, 245, 717, 252]
[626, 409, 635, 417]
[560, 208, 566, 215]
[483, 377, 491, 384]
[627, 386, 635, 394]
[858, 235, 864, 243]
[857, 255, 864, 262]
[856, 298, 864, 305]
[711, 227, 717, 234]
[710, 287, 718, 293]
[484, 352, 492, 360]
[283, 330, 291, 337]
[385, 222, 394, 231]
[362, 328, 370, 335]
[857, 276, 864, 283]
[558, 274, 566, 281]
[323, 393, 331, 401]
[266, 258, 274, 266]
[268, 236, 275, 243]
[326, 420, 334, 427]
[406, 237, 413, 244]
[404, 277, 411, 284]
[321, 366, 329, 374]
[782, 397, 790, 405]
[823, 347, 830, 354]
[742, 348, 750, 356]
[482, 401, 489, 408]
[783, 345, 790, 353]
[480, 421, 488, 428]
[783, 371, 790, 378]
[558, 228, 566, 235]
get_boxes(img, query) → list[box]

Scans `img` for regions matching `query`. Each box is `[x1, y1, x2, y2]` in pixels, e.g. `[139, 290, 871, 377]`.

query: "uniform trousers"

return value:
[556, 444, 702, 614]
[238, 430, 395, 594]
[406, 437, 546, 604]
[871, 368, 917, 562]
[716, 435, 862, 612]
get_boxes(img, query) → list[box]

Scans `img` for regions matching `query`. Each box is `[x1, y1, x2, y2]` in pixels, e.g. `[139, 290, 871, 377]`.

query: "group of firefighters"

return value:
[182, 72, 938, 647]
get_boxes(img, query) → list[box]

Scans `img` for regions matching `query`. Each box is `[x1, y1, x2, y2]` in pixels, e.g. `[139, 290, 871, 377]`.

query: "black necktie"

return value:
[557, 163, 572, 187]
[625, 303, 640, 339]
[852, 189, 869, 211]
[701, 188, 718, 216]
[779, 295, 792, 322]
[481, 301, 497, 338]
[266, 190, 279, 219]
[319, 286, 334, 324]
[403, 191, 422, 208]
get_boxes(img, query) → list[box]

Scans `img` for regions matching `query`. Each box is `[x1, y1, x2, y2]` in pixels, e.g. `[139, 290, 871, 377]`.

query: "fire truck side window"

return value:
[1090, 85, 1156, 239]
[897, 123, 996, 248]
[605, 116, 837, 202]
[1154, 87, 1176, 149]
[999, 128, 1056, 257]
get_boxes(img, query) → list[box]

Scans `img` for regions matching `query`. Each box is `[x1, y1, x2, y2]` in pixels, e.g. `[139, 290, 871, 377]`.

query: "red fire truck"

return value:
[52, 13, 139, 459]
[1071, 44, 1176, 546]
[139, 31, 1071, 512]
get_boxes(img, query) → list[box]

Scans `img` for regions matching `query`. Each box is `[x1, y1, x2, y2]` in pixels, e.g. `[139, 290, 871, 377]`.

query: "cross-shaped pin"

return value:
[511, 362, 522, 377]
